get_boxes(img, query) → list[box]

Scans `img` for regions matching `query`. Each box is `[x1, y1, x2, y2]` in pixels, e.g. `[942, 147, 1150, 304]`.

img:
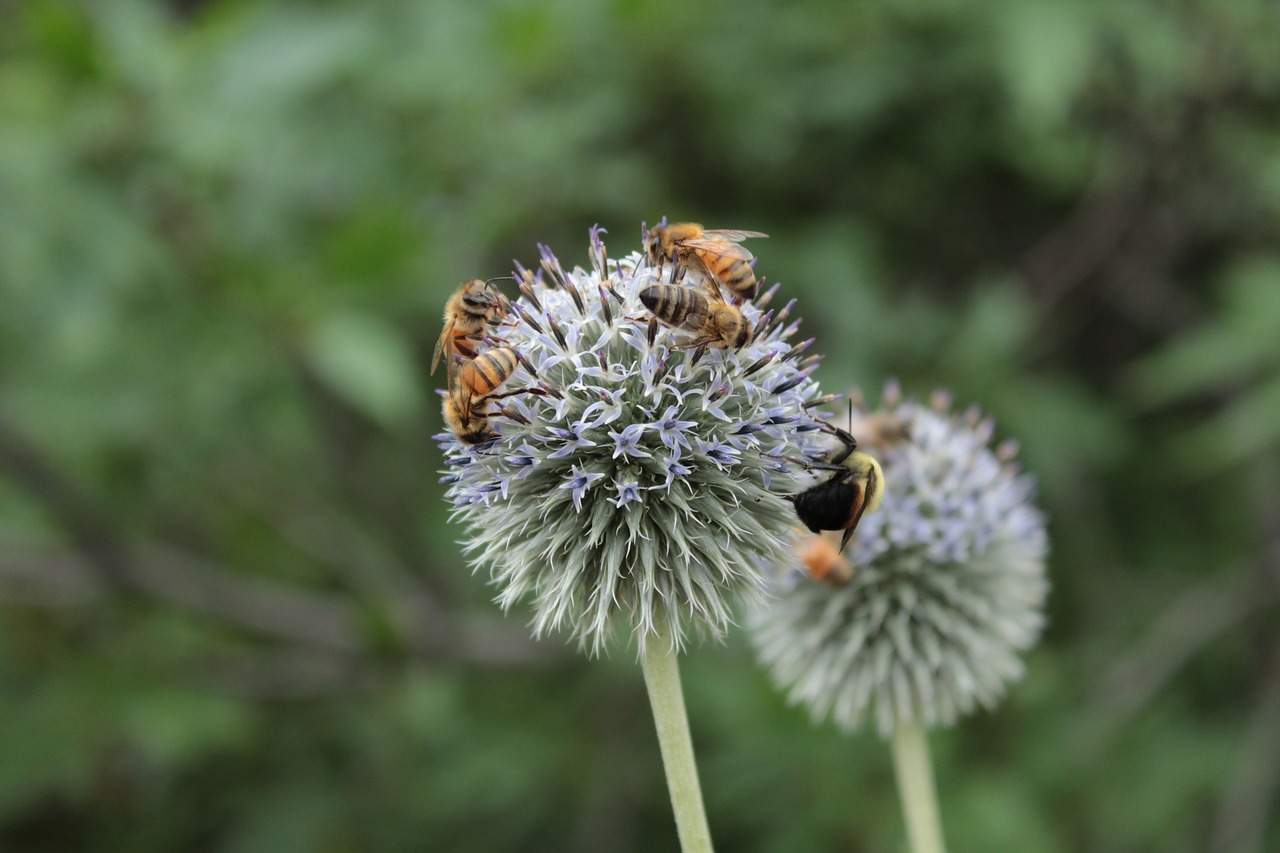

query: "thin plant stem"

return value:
[641, 634, 714, 853]
[892, 720, 946, 853]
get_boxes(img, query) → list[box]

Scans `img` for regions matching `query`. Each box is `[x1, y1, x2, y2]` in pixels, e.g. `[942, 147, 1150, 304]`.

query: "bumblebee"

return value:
[432, 279, 508, 379]
[442, 346, 545, 444]
[787, 428, 885, 553]
[645, 221, 767, 300]
[638, 282, 753, 351]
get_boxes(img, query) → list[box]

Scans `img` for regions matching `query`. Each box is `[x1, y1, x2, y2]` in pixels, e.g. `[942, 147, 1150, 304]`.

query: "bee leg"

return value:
[669, 334, 714, 352]
[824, 426, 858, 466]
[485, 388, 545, 401]
[484, 386, 554, 401]
[668, 339, 712, 364]
[839, 526, 856, 554]
[811, 421, 858, 464]
[761, 451, 841, 473]
[764, 451, 850, 475]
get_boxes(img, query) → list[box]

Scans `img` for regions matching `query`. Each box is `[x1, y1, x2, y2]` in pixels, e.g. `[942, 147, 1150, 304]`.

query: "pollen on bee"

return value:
[796, 531, 853, 586]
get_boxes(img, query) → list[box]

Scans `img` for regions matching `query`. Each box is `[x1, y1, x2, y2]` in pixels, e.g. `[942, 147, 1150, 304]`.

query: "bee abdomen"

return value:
[470, 347, 518, 395]
[719, 258, 757, 292]
[640, 284, 703, 327]
[793, 479, 860, 532]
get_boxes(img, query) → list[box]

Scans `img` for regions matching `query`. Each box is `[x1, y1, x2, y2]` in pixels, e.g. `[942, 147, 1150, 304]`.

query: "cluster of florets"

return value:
[437, 224, 836, 654]
[750, 383, 1050, 735]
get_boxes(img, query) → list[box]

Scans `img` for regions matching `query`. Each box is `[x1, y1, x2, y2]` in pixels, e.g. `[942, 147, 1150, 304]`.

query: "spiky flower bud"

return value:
[438, 226, 832, 654]
[750, 383, 1049, 735]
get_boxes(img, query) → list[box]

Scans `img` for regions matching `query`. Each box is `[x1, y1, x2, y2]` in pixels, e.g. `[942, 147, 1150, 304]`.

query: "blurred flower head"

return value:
[751, 383, 1049, 735]
[437, 226, 832, 655]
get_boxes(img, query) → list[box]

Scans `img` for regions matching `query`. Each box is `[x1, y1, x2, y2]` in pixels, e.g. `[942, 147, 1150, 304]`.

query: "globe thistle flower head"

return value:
[751, 383, 1049, 736]
[437, 226, 832, 655]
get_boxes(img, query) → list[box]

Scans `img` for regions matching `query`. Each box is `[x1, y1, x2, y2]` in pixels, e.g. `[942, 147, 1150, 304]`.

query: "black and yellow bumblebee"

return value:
[787, 426, 885, 553]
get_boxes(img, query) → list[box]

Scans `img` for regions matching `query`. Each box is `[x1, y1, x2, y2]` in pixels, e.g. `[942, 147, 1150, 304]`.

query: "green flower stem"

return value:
[892, 721, 946, 853]
[641, 636, 714, 853]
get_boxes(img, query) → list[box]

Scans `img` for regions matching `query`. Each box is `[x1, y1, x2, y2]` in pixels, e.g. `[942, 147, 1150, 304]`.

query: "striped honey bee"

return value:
[431, 279, 508, 380]
[639, 281, 753, 351]
[644, 221, 767, 300]
[442, 346, 546, 444]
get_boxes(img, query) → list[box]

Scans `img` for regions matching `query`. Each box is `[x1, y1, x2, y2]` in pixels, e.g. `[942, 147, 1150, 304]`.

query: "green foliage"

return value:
[2, 0, 1279, 850]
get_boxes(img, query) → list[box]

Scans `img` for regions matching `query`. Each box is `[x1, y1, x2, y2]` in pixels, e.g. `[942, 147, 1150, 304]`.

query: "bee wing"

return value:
[681, 236, 756, 262]
[838, 466, 880, 553]
[686, 251, 731, 302]
[698, 229, 768, 243]
[431, 318, 456, 376]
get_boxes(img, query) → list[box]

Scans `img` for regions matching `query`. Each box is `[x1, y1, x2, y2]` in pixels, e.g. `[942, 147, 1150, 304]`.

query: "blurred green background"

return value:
[2, 0, 1279, 850]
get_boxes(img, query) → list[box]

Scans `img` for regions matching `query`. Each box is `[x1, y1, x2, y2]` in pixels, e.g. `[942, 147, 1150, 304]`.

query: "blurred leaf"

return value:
[120, 686, 253, 767]
[1127, 257, 1280, 407]
[948, 771, 1067, 853]
[303, 312, 424, 429]
[1172, 377, 1280, 470]
[996, 0, 1095, 129]
[941, 280, 1036, 379]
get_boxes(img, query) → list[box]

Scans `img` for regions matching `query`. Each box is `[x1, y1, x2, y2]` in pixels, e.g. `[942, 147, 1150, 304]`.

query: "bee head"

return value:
[644, 217, 669, 263]
[461, 279, 500, 310]
[644, 229, 664, 263]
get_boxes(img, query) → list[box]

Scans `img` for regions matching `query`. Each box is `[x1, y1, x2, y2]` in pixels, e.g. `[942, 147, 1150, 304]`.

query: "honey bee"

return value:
[787, 428, 885, 553]
[639, 282, 753, 351]
[645, 221, 767, 300]
[431, 279, 508, 379]
[442, 346, 545, 444]
[796, 531, 854, 586]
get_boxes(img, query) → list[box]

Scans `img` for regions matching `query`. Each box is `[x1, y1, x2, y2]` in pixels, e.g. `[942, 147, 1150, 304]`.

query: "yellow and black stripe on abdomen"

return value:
[470, 347, 516, 395]
[641, 285, 700, 327]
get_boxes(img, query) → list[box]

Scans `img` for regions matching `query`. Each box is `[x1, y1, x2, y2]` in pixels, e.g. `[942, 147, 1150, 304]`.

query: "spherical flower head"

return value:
[750, 383, 1050, 736]
[437, 226, 832, 655]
